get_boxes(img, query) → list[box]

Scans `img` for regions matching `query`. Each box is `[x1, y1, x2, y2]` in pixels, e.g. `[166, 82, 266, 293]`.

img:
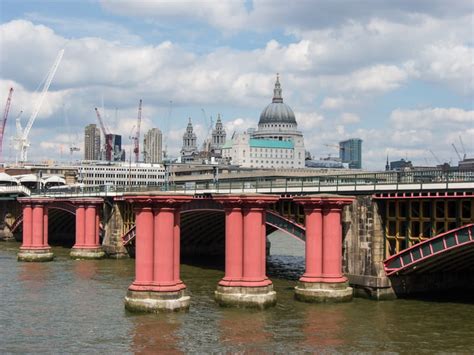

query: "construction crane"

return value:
[163, 100, 172, 159]
[133, 99, 142, 163]
[16, 49, 64, 162]
[429, 149, 442, 165]
[201, 108, 214, 152]
[95, 107, 113, 161]
[459, 136, 467, 160]
[63, 106, 80, 156]
[452, 143, 462, 162]
[0, 87, 13, 160]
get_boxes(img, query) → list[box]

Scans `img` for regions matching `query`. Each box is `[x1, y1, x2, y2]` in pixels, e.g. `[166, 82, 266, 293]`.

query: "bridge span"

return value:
[1, 168, 473, 310]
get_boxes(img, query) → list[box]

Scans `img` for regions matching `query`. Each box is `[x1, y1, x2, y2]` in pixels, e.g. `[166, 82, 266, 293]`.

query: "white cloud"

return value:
[100, 0, 249, 31]
[321, 97, 349, 110]
[340, 112, 360, 124]
[294, 111, 324, 131]
[390, 108, 474, 129]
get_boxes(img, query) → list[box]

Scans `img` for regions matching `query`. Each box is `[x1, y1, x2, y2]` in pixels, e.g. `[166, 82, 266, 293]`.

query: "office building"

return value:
[84, 124, 101, 160]
[339, 138, 362, 169]
[143, 128, 163, 163]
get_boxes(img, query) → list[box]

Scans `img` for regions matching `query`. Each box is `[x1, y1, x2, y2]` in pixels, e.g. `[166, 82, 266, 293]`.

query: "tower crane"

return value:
[459, 136, 467, 160]
[16, 49, 64, 162]
[163, 100, 172, 159]
[94, 107, 113, 161]
[64, 105, 80, 156]
[452, 143, 462, 162]
[0, 87, 13, 160]
[133, 99, 142, 163]
[429, 149, 442, 165]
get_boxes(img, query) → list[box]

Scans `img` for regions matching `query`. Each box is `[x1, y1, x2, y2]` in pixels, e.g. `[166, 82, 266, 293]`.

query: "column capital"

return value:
[17, 197, 54, 205]
[123, 193, 193, 209]
[69, 197, 103, 206]
[294, 194, 354, 210]
[214, 194, 279, 209]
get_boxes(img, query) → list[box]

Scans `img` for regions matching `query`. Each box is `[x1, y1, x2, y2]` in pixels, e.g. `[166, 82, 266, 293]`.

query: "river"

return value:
[1, 235, 473, 353]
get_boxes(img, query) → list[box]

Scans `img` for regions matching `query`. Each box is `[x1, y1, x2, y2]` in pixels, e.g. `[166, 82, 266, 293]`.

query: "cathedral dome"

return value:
[258, 75, 296, 125]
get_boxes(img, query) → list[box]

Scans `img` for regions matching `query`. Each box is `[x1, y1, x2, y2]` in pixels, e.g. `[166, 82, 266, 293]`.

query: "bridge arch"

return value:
[384, 223, 474, 276]
[122, 200, 306, 258]
[11, 201, 104, 247]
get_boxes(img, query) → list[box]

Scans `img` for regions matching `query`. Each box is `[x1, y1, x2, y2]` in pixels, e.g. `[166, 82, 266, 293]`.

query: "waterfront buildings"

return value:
[77, 162, 165, 187]
[143, 128, 163, 163]
[84, 124, 101, 160]
[339, 138, 362, 169]
[222, 75, 305, 169]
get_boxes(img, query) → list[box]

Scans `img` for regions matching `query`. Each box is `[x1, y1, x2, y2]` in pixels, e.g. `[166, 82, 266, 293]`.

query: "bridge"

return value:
[1, 168, 473, 311]
[18, 168, 474, 197]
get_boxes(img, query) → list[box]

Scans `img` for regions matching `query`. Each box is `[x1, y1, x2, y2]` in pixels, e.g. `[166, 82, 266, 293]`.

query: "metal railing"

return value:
[28, 168, 474, 197]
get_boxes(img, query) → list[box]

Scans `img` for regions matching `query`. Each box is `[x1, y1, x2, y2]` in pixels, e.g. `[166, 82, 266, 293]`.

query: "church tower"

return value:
[181, 117, 197, 156]
[211, 113, 226, 154]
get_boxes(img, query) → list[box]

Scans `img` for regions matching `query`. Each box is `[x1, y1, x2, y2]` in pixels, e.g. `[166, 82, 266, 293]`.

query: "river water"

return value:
[1, 235, 474, 353]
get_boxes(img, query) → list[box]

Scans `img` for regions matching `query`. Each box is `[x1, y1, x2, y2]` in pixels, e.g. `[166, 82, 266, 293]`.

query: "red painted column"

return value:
[214, 195, 279, 308]
[173, 210, 181, 284]
[131, 205, 154, 287]
[84, 205, 97, 247]
[31, 204, 44, 247]
[124, 195, 193, 312]
[22, 204, 33, 248]
[18, 198, 53, 262]
[43, 206, 49, 246]
[95, 212, 100, 245]
[153, 206, 180, 290]
[301, 205, 324, 282]
[219, 205, 244, 286]
[71, 198, 104, 259]
[322, 203, 346, 283]
[261, 212, 267, 279]
[74, 205, 85, 248]
[242, 206, 264, 283]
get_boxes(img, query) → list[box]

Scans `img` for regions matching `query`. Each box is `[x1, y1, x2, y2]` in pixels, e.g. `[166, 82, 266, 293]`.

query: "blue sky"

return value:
[0, 0, 473, 168]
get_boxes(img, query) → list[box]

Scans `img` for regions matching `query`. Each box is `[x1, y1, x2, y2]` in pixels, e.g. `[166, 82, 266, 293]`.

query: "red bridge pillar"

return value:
[123, 194, 193, 313]
[215, 195, 279, 309]
[294, 194, 354, 302]
[70, 198, 105, 259]
[17, 198, 54, 262]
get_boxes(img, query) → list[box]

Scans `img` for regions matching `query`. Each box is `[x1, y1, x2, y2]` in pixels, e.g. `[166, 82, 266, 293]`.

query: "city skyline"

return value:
[0, 1, 473, 169]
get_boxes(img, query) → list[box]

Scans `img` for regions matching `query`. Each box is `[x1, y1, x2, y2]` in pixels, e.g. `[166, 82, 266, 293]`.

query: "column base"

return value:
[215, 284, 276, 309]
[124, 288, 190, 313]
[17, 248, 54, 262]
[295, 281, 353, 303]
[70, 247, 105, 260]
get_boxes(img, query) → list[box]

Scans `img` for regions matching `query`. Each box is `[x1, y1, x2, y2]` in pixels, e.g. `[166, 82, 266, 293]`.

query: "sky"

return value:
[0, 0, 473, 169]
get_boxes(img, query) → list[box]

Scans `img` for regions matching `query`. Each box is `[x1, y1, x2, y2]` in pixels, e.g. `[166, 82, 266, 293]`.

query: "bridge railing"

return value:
[27, 168, 474, 197]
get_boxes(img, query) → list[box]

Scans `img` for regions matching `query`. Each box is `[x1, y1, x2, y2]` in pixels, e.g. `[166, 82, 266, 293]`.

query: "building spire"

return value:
[272, 73, 283, 103]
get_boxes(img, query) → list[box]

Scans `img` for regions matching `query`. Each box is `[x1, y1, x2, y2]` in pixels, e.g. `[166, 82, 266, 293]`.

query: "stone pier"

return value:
[123, 194, 193, 313]
[294, 194, 354, 302]
[70, 198, 105, 259]
[214, 194, 279, 309]
[17, 198, 54, 262]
